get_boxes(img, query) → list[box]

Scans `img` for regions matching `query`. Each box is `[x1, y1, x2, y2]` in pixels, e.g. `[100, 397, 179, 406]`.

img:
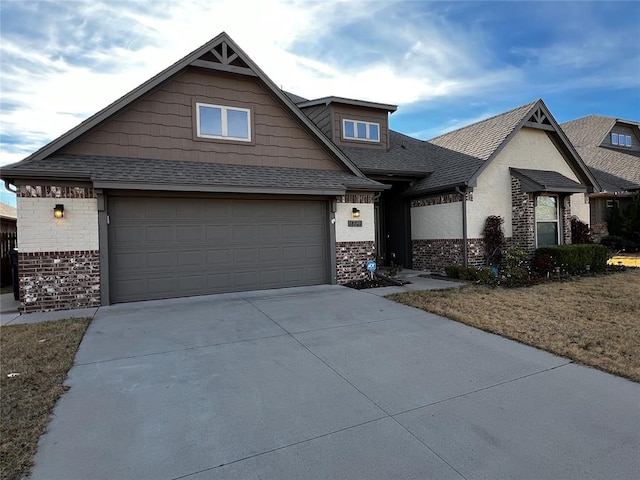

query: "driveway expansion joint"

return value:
[73, 332, 290, 366]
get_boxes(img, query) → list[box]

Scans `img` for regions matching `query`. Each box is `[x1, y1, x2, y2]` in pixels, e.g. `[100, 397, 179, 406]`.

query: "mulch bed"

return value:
[344, 277, 401, 289]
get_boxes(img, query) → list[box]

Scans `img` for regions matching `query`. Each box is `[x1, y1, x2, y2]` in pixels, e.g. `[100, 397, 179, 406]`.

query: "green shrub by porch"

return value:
[535, 244, 608, 274]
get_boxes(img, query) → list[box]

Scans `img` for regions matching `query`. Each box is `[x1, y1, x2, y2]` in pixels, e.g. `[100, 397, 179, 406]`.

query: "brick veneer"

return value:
[562, 195, 572, 244]
[18, 185, 95, 198]
[18, 251, 100, 313]
[336, 241, 376, 283]
[511, 177, 536, 255]
[412, 238, 486, 272]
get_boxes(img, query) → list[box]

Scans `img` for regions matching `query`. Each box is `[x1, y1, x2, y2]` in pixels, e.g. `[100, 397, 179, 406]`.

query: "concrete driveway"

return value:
[31, 285, 639, 479]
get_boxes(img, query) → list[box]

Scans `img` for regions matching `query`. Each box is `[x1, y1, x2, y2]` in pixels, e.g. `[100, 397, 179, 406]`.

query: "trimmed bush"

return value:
[600, 235, 639, 252]
[535, 244, 608, 274]
[444, 265, 494, 281]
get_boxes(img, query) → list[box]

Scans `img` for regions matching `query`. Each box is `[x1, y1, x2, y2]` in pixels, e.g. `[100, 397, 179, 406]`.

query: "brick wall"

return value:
[562, 195, 572, 244]
[18, 251, 100, 313]
[511, 177, 535, 255]
[412, 238, 485, 272]
[336, 241, 376, 283]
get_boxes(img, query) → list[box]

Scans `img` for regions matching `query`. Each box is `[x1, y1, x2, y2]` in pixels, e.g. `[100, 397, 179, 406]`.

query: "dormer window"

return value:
[611, 132, 631, 147]
[343, 119, 380, 142]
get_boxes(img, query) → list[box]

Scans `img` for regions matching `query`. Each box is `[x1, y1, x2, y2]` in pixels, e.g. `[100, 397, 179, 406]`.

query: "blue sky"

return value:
[1, 0, 639, 206]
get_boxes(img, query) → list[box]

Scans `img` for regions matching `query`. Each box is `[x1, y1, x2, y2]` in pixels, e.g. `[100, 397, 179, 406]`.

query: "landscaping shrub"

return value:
[600, 235, 639, 252]
[535, 244, 608, 274]
[444, 265, 494, 282]
[483, 215, 505, 266]
[571, 216, 592, 244]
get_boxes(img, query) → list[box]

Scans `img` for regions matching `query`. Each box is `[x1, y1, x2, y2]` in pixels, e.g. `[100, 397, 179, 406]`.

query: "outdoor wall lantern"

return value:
[352, 207, 360, 218]
[54, 204, 64, 218]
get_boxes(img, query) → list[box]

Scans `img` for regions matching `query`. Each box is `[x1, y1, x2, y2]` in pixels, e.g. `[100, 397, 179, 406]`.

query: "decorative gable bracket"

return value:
[190, 40, 256, 77]
[524, 106, 555, 131]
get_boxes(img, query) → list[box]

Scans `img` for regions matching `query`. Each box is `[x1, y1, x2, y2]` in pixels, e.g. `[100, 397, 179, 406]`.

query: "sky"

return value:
[1, 0, 639, 206]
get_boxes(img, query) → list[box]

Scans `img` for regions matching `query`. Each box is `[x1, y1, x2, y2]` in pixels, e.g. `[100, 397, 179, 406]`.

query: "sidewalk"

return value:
[0, 292, 98, 326]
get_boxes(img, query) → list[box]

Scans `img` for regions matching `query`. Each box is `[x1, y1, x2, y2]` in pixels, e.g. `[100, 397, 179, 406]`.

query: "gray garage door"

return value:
[108, 196, 329, 303]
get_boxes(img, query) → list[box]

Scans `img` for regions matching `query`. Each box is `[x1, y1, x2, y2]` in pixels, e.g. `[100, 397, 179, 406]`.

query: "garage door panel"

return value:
[178, 250, 205, 266]
[305, 245, 325, 259]
[207, 272, 232, 289]
[109, 196, 328, 303]
[233, 225, 257, 242]
[147, 226, 174, 243]
[147, 252, 176, 268]
[177, 226, 204, 242]
[233, 248, 258, 264]
[207, 249, 233, 266]
[259, 247, 280, 262]
[205, 225, 231, 241]
[147, 277, 175, 294]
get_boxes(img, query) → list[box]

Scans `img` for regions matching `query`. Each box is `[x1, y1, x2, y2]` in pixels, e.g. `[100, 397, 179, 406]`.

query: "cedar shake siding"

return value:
[62, 69, 342, 171]
[331, 104, 389, 150]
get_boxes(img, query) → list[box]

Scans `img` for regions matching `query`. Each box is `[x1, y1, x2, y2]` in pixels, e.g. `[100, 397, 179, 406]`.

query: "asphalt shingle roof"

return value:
[429, 101, 538, 161]
[2, 155, 382, 192]
[561, 115, 640, 191]
[510, 168, 587, 191]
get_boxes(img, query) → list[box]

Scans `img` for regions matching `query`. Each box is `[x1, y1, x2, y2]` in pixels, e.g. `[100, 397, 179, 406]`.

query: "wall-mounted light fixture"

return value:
[54, 204, 64, 218]
[351, 207, 360, 218]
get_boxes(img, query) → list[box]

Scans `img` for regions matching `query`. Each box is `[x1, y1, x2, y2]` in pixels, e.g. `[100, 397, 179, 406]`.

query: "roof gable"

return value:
[12, 33, 365, 179]
[561, 114, 640, 191]
[428, 99, 600, 192]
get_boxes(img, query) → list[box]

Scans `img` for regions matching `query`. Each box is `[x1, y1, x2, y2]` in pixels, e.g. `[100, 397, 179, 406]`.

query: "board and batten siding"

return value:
[62, 68, 342, 171]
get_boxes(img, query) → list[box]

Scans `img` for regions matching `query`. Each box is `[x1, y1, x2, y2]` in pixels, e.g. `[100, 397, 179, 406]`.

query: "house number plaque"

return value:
[348, 220, 363, 227]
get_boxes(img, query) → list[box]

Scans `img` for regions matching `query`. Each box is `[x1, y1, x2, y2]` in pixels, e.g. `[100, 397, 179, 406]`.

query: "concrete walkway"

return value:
[24, 284, 639, 479]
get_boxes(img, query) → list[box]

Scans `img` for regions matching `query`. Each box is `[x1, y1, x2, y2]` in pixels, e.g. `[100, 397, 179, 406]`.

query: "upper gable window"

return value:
[611, 132, 632, 147]
[343, 119, 380, 142]
[197, 103, 251, 141]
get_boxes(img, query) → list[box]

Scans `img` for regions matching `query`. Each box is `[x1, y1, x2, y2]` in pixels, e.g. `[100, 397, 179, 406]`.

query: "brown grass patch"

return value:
[1, 318, 91, 480]
[389, 270, 640, 382]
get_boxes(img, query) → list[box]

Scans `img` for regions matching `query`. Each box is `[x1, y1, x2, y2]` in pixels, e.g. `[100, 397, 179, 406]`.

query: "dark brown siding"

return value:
[301, 105, 333, 139]
[603, 124, 640, 152]
[62, 68, 342, 171]
[331, 104, 389, 150]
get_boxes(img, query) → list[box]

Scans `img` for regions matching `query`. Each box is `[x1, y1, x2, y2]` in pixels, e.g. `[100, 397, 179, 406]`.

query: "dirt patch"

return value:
[344, 277, 400, 289]
[388, 270, 640, 382]
[1, 318, 91, 480]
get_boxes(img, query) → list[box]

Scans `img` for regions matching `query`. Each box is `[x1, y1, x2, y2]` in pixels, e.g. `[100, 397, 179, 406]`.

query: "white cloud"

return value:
[1, 0, 637, 168]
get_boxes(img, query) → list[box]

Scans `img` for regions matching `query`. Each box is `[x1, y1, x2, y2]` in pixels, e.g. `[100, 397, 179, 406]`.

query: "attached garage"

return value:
[107, 195, 330, 303]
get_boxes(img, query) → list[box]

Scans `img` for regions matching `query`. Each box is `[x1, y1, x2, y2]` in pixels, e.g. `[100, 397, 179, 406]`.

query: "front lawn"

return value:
[388, 269, 640, 382]
[1, 318, 91, 480]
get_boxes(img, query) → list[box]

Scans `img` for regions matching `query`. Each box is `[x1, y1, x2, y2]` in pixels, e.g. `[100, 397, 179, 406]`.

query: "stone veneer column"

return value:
[16, 185, 100, 312]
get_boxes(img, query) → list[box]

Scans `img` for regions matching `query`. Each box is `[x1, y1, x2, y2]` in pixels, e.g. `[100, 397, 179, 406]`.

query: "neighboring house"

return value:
[0, 201, 17, 234]
[0, 32, 599, 313]
[0, 202, 17, 287]
[561, 115, 640, 239]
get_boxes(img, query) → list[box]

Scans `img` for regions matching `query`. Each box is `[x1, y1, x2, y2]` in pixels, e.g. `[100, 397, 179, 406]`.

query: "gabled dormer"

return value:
[601, 119, 640, 152]
[295, 96, 397, 150]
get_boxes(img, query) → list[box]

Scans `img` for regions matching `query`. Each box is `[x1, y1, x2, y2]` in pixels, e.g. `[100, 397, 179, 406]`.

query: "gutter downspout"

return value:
[455, 186, 468, 267]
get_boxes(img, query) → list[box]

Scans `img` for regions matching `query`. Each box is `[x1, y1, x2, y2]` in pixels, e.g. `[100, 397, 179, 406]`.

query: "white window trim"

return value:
[535, 194, 560, 248]
[342, 119, 380, 142]
[196, 103, 251, 141]
[611, 132, 632, 148]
